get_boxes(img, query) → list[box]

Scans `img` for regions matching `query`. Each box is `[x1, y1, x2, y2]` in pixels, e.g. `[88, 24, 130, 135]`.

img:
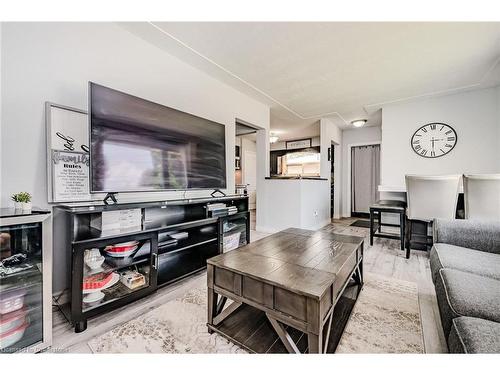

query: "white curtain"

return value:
[351, 145, 380, 213]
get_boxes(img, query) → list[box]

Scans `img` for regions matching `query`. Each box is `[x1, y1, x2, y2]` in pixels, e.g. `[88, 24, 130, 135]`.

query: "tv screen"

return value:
[90, 83, 226, 193]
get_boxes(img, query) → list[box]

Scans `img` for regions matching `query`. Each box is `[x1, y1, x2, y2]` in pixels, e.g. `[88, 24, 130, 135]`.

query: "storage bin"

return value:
[0, 308, 27, 334]
[0, 288, 26, 314]
[0, 320, 29, 350]
[223, 232, 241, 252]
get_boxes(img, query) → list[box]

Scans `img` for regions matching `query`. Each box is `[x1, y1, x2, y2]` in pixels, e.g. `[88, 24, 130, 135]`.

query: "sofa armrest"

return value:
[433, 219, 500, 254]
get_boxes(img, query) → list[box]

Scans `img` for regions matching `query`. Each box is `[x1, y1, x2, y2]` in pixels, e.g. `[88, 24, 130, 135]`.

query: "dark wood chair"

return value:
[369, 200, 407, 254]
[405, 175, 461, 259]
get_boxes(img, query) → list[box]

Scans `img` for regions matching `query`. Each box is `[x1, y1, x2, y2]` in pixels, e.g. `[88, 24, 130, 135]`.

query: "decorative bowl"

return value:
[85, 255, 105, 270]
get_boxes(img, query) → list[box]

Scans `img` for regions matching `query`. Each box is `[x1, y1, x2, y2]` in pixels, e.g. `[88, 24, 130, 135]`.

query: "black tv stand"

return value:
[103, 192, 118, 205]
[53, 195, 249, 332]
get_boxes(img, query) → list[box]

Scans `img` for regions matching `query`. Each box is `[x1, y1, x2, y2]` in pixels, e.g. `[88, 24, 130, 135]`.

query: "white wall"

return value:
[320, 118, 342, 219]
[497, 86, 500, 167]
[0, 23, 270, 207]
[299, 180, 330, 229]
[341, 126, 382, 216]
[258, 181, 301, 231]
[381, 87, 500, 188]
[0, 25, 2, 192]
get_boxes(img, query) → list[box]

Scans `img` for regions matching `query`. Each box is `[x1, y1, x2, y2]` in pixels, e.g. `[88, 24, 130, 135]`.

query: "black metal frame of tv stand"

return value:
[53, 195, 250, 333]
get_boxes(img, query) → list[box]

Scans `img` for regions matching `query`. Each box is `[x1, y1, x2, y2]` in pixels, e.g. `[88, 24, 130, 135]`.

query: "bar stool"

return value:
[369, 200, 407, 251]
[464, 174, 500, 220]
[405, 175, 461, 259]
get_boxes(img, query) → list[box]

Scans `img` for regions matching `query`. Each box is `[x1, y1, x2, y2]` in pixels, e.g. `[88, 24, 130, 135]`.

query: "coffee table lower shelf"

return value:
[207, 283, 360, 354]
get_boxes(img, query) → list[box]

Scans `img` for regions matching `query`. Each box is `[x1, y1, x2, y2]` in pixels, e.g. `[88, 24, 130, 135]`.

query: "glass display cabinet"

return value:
[71, 231, 158, 333]
[219, 211, 250, 253]
[0, 209, 52, 353]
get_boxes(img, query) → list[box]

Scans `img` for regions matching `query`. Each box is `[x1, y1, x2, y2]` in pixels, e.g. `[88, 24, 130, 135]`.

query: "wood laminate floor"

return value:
[50, 219, 447, 354]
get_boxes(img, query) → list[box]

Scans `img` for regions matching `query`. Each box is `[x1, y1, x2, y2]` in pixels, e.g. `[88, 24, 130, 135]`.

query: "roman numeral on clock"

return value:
[420, 149, 427, 156]
[447, 137, 455, 141]
[430, 124, 436, 130]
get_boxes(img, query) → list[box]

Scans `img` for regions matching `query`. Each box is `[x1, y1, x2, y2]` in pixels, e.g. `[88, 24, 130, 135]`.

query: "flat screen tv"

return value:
[89, 83, 226, 193]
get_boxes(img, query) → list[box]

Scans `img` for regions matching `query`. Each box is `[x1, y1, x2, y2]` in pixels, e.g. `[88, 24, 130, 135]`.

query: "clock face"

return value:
[411, 123, 457, 158]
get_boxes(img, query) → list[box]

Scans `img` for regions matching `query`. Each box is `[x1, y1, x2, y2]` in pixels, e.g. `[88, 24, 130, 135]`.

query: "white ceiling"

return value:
[120, 22, 500, 138]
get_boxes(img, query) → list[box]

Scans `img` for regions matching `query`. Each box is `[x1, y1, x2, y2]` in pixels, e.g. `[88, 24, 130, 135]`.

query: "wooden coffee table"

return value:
[207, 227, 364, 353]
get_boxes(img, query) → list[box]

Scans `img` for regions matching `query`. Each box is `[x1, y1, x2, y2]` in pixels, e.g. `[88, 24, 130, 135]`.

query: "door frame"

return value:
[346, 141, 381, 217]
[243, 149, 257, 210]
[330, 142, 335, 219]
[235, 118, 269, 231]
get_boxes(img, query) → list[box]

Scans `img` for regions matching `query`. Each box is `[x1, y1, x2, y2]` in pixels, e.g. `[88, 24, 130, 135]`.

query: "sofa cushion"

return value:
[433, 219, 500, 255]
[435, 268, 500, 337]
[430, 243, 500, 284]
[448, 317, 500, 353]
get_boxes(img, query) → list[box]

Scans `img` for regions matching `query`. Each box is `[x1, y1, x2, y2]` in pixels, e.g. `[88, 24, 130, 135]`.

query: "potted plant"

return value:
[11, 192, 32, 211]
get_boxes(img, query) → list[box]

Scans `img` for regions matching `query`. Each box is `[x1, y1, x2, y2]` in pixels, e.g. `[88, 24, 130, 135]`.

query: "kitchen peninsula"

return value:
[257, 176, 330, 233]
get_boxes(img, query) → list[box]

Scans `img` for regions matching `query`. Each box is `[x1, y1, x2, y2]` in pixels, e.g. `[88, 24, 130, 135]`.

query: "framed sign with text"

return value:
[51, 150, 91, 202]
[45, 102, 92, 202]
[286, 138, 312, 150]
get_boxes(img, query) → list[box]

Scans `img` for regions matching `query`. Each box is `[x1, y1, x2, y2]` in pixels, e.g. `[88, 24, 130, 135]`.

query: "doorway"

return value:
[235, 122, 258, 230]
[350, 144, 381, 217]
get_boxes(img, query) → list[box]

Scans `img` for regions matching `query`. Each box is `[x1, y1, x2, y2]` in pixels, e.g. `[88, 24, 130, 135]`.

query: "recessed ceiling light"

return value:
[269, 133, 279, 143]
[351, 119, 367, 128]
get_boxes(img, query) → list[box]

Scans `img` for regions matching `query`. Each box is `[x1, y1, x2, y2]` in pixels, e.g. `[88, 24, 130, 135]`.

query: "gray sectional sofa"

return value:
[430, 219, 500, 353]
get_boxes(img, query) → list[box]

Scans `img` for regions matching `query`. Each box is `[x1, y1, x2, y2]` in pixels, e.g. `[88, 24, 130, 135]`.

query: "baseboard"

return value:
[255, 225, 279, 233]
[256, 219, 330, 234]
[308, 219, 332, 230]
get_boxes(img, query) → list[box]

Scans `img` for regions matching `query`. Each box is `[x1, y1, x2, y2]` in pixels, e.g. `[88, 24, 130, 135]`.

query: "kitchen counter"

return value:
[266, 176, 327, 180]
[257, 178, 330, 233]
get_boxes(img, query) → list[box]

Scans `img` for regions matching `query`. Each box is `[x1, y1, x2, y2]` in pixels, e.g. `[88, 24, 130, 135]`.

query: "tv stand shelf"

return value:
[167, 217, 219, 230]
[53, 194, 249, 333]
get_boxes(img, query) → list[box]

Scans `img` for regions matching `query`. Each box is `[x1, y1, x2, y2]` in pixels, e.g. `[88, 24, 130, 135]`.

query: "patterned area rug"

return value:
[336, 273, 424, 353]
[87, 272, 423, 354]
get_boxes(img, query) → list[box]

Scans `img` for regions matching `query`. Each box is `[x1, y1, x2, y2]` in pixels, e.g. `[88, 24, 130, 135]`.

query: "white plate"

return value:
[112, 240, 139, 247]
[82, 272, 119, 294]
[104, 245, 138, 258]
[82, 291, 105, 304]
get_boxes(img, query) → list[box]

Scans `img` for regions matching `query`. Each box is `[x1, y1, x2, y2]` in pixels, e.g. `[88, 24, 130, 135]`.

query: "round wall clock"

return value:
[410, 122, 457, 158]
